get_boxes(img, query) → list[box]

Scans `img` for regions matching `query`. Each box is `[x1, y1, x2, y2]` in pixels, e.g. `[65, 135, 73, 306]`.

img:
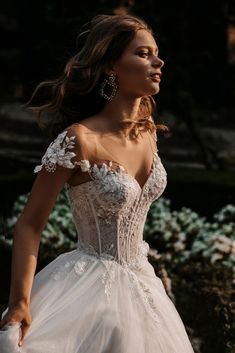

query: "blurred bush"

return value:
[0, 188, 77, 259]
[145, 198, 235, 280]
[145, 199, 235, 353]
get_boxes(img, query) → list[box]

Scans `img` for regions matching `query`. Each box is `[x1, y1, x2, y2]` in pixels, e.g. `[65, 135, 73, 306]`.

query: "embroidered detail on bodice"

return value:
[64, 151, 167, 263]
[34, 129, 167, 326]
[34, 129, 167, 264]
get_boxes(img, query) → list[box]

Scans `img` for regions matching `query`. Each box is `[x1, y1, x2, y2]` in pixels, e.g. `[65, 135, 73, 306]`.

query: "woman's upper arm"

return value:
[16, 126, 83, 234]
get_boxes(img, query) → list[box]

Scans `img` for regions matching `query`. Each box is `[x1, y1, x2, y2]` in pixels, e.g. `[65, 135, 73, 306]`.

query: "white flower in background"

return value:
[211, 253, 224, 263]
[173, 241, 185, 252]
[231, 241, 235, 255]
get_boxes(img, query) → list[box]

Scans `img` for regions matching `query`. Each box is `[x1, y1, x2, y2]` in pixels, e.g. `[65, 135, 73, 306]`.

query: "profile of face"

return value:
[111, 29, 164, 98]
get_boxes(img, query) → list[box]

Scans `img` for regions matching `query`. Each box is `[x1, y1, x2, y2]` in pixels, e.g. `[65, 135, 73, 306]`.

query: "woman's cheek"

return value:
[118, 57, 148, 76]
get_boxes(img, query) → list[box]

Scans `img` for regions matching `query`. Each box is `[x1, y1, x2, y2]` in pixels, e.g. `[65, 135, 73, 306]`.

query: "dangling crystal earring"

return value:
[99, 73, 118, 101]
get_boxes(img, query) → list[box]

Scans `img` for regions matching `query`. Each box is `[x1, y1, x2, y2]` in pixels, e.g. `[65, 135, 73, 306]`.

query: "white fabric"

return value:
[0, 128, 195, 353]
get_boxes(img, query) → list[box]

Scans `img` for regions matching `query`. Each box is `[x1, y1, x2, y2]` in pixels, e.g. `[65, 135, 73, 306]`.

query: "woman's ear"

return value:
[104, 62, 116, 76]
[104, 69, 114, 76]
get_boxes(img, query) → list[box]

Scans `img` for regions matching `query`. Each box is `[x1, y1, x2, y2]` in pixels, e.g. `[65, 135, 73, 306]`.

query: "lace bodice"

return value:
[34, 128, 167, 266]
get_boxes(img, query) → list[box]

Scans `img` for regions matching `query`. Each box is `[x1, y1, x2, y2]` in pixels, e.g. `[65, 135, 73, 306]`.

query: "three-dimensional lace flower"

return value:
[76, 160, 91, 172]
[34, 130, 77, 173]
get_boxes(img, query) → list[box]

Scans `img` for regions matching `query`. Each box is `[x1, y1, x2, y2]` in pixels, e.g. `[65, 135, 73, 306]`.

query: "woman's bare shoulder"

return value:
[65, 115, 101, 137]
[63, 122, 92, 143]
[63, 117, 102, 158]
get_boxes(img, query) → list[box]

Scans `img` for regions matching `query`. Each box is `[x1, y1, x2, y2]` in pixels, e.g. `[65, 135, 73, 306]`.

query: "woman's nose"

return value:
[153, 56, 164, 68]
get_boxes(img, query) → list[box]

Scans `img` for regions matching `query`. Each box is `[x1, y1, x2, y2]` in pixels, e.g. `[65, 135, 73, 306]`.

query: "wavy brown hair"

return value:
[23, 14, 169, 141]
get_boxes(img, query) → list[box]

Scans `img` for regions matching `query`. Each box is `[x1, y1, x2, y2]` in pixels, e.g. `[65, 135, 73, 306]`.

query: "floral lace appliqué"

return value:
[50, 241, 160, 326]
[34, 130, 77, 173]
[100, 241, 161, 326]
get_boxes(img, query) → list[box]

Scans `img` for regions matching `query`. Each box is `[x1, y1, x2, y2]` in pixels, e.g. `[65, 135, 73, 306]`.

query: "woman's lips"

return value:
[150, 74, 161, 82]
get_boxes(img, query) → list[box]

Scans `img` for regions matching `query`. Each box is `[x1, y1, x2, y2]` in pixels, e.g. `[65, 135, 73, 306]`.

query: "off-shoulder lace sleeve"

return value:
[34, 129, 80, 173]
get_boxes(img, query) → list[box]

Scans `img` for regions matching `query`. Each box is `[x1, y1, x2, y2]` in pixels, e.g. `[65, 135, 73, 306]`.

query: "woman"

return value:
[0, 14, 195, 353]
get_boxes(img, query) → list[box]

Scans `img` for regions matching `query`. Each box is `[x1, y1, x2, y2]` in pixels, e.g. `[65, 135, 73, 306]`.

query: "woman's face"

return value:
[112, 29, 164, 98]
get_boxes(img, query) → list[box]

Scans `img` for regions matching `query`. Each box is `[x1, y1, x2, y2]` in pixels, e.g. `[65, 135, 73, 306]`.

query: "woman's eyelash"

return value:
[138, 51, 149, 57]
[138, 50, 159, 57]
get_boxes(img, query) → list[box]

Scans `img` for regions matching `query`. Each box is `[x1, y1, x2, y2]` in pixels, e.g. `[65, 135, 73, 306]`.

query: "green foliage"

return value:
[0, 188, 77, 254]
[145, 199, 235, 353]
[144, 198, 235, 279]
[171, 261, 235, 353]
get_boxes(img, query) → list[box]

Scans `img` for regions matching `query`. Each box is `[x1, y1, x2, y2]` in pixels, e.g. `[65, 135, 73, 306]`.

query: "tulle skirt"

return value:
[0, 243, 194, 353]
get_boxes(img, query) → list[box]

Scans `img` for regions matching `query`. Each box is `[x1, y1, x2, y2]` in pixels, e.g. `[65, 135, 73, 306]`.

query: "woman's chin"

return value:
[145, 85, 160, 95]
[132, 84, 160, 97]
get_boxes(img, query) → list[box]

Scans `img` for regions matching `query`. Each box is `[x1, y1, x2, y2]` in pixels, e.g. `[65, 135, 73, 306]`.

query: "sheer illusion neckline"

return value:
[67, 151, 159, 193]
[113, 151, 158, 191]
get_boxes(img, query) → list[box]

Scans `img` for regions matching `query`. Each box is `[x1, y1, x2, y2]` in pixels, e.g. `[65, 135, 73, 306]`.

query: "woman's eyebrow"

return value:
[135, 45, 159, 54]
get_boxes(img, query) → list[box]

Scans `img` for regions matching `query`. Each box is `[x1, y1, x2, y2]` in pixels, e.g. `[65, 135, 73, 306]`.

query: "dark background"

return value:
[1, 0, 235, 218]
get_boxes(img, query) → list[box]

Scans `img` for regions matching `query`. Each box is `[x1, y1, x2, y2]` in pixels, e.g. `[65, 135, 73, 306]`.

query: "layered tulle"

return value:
[0, 246, 194, 353]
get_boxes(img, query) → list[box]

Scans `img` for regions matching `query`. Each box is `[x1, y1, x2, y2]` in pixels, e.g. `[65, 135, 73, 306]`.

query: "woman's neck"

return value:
[100, 95, 142, 129]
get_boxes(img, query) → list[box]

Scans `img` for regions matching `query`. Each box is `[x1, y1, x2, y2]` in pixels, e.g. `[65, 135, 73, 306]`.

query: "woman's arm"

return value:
[8, 166, 74, 308]
[0, 126, 83, 346]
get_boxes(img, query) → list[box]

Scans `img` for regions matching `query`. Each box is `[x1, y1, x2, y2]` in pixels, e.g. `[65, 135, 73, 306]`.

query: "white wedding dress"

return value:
[0, 126, 195, 353]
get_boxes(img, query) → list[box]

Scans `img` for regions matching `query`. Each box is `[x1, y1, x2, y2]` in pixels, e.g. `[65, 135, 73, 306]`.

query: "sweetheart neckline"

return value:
[66, 152, 159, 194]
